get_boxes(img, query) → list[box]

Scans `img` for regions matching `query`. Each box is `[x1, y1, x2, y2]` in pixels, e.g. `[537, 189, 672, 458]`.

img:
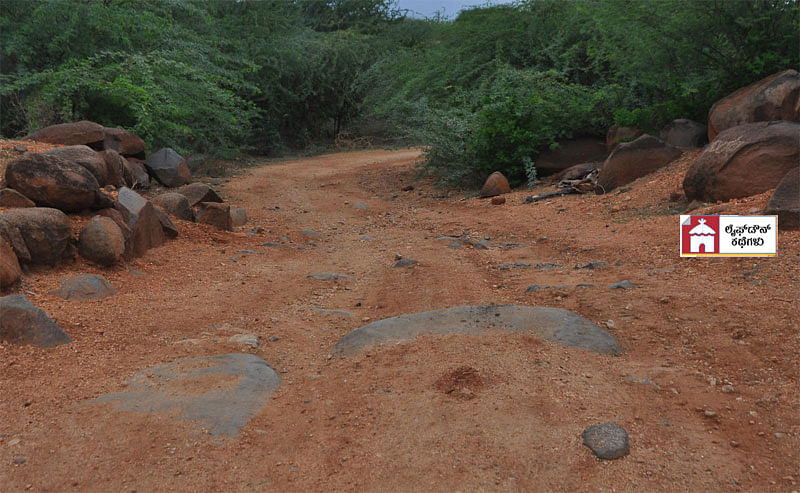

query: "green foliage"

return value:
[1, 0, 797, 174]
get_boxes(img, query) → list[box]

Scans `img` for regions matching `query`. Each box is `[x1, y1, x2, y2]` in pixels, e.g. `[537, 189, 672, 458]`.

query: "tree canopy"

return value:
[1, 0, 797, 183]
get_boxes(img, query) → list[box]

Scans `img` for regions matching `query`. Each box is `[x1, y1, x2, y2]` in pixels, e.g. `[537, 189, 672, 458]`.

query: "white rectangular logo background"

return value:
[680, 215, 777, 257]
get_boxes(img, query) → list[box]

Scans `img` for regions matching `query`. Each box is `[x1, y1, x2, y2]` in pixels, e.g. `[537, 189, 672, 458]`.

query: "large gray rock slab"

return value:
[91, 354, 280, 436]
[53, 274, 116, 301]
[0, 294, 72, 347]
[333, 305, 622, 356]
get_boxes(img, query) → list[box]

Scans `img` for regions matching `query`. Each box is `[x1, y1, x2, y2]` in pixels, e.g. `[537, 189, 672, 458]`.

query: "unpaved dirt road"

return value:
[1, 149, 798, 491]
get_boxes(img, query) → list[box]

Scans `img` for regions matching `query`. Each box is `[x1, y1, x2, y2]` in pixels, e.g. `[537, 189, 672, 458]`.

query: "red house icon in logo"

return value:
[681, 216, 720, 254]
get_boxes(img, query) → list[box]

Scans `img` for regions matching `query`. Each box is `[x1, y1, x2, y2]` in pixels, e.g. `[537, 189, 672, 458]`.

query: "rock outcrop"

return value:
[764, 168, 800, 230]
[659, 119, 708, 148]
[708, 69, 800, 141]
[683, 121, 800, 201]
[596, 135, 681, 193]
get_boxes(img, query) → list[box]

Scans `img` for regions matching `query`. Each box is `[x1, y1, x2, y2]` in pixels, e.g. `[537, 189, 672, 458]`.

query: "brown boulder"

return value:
[5, 153, 111, 212]
[606, 125, 642, 153]
[125, 158, 150, 189]
[596, 135, 681, 194]
[764, 168, 800, 230]
[103, 127, 146, 158]
[553, 162, 600, 182]
[659, 119, 708, 148]
[44, 145, 109, 186]
[99, 149, 132, 188]
[153, 207, 180, 239]
[708, 69, 800, 141]
[78, 216, 126, 266]
[175, 182, 223, 206]
[0, 237, 22, 289]
[145, 148, 191, 187]
[479, 171, 511, 198]
[96, 208, 133, 258]
[683, 121, 800, 201]
[534, 137, 607, 176]
[151, 192, 194, 221]
[28, 120, 104, 147]
[0, 208, 73, 265]
[0, 188, 35, 208]
[196, 202, 233, 231]
[115, 187, 165, 257]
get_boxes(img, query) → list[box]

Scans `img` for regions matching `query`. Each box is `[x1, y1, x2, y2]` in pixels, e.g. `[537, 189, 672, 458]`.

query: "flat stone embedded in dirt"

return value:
[228, 334, 259, 348]
[299, 229, 323, 241]
[581, 423, 630, 460]
[53, 274, 117, 301]
[609, 280, 636, 289]
[574, 261, 608, 270]
[308, 273, 354, 281]
[0, 294, 72, 347]
[333, 305, 622, 357]
[90, 354, 280, 436]
[393, 258, 418, 268]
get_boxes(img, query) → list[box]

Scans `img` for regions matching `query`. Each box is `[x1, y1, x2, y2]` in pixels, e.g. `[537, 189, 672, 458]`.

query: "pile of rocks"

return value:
[478, 69, 799, 230]
[0, 121, 247, 290]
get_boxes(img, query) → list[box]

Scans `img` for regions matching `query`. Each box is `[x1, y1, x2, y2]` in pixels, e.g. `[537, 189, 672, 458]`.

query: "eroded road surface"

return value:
[2, 149, 798, 491]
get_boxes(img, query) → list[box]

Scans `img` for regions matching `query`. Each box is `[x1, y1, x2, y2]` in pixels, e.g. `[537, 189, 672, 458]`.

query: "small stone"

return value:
[721, 384, 735, 393]
[228, 334, 259, 348]
[13, 457, 25, 465]
[730, 440, 739, 448]
[393, 258, 418, 268]
[473, 240, 489, 249]
[491, 196, 506, 205]
[575, 261, 608, 270]
[307, 273, 354, 281]
[13, 145, 27, 153]
[609, 280, 635, 289]
[299, 229, 323, 241]
[268, 336, 280, 342]
[351, 202, 368, 210]
[581, 423, 630, 460]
